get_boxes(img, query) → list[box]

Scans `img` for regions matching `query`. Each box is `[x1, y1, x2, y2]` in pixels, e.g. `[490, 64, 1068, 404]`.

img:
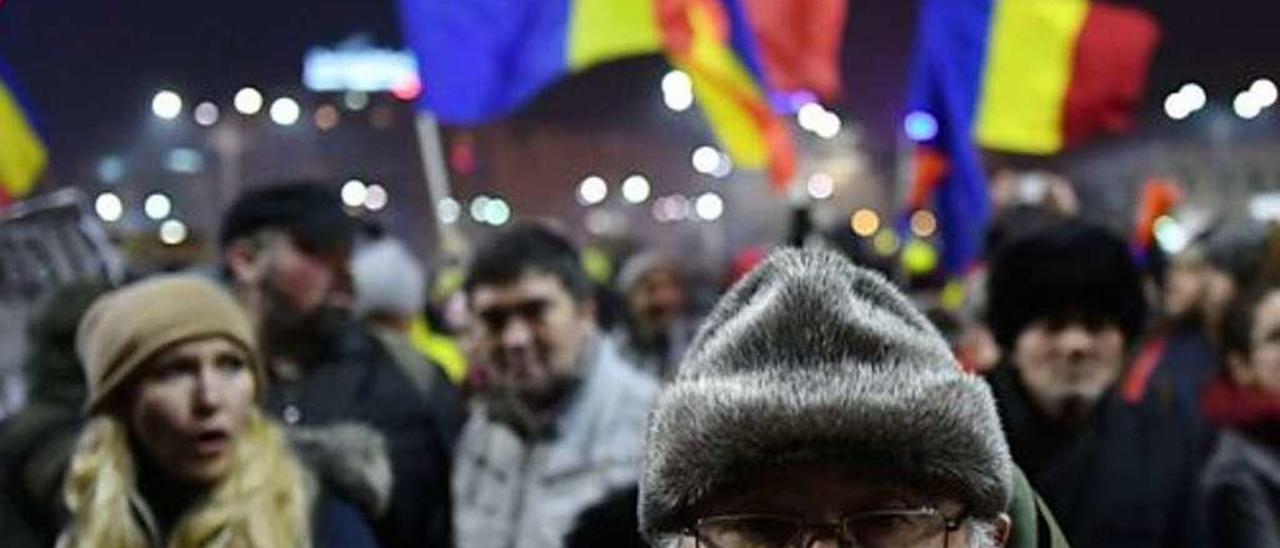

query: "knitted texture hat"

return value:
[639, 248, 1012, 539]
[76, 275, 263, 412]
[352, 238, 426, 319]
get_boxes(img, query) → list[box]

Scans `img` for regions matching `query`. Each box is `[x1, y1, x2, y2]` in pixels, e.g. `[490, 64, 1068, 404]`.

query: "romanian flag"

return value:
[0, 56, 47, 207]
[907, 0, 1159, 273]
[741, 0, 847, 101]
[399, 0, 795, 188]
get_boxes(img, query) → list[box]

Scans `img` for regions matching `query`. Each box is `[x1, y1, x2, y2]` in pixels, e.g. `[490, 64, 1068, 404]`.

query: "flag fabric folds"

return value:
[0, 57, 48, 207]
[907, 0, 1159, 273]
[741, 0, 847, 101]
[399, 0, 795, 188]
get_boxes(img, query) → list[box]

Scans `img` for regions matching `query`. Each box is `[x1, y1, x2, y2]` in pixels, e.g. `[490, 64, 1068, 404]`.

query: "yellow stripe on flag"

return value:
[567, 0, 663, 71]
[975, 0, 1088, 155]
[0, 83, 47, 198]
[679, 1, 769, 169]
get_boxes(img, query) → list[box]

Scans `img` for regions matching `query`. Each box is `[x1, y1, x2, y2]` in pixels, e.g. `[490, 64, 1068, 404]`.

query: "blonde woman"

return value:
[60, 275, 378, 548]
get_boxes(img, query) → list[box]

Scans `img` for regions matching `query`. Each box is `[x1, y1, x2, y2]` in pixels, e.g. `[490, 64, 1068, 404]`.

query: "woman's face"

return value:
[127, 337, 255, 485]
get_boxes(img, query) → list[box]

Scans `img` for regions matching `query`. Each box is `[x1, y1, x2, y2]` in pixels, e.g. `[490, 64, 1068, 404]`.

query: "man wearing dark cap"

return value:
[219, 181, 453, 548]
[986, 220, 1202, 547]
[640, 248, 1067, 548]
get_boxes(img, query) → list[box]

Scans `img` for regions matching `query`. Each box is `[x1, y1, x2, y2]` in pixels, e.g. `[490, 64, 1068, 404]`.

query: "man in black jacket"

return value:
[219, 181, 452, 548]
[986, 220, 1203, 548]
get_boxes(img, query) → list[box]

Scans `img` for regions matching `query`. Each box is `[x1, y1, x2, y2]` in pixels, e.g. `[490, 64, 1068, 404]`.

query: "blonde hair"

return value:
[61, 411, 311, 548]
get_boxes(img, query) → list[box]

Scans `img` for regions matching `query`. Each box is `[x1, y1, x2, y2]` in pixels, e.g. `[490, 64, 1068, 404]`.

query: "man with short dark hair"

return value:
[986, 220, 1202, 547]
[454, 221, 657, 548]
[219, 181, 453, 548]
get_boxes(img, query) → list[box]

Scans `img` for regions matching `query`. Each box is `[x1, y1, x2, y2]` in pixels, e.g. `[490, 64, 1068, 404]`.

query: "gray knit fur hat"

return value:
[639, 248, 1012, 539]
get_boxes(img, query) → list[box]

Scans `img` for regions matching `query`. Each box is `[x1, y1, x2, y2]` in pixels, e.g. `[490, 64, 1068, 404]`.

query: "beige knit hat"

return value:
[76, 275, 264, 412]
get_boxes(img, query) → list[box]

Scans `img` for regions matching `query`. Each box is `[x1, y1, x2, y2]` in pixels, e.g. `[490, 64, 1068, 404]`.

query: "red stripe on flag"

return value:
[907, 147, 950, 211]
[742, 0, 846, 100]
[1062, 4, 1161, 148]
[678, 54, 797, 189]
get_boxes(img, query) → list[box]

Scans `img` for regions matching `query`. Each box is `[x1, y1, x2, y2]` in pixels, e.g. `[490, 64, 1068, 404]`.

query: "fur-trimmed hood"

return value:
[639, 248, 1012, 539]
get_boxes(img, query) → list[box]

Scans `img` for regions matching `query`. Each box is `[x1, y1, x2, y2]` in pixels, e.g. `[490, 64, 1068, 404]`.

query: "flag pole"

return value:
[414, 111, 465, 257]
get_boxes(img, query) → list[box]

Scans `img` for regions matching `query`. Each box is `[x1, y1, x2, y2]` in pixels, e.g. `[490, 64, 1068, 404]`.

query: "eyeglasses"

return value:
[686, 507, 966, 548]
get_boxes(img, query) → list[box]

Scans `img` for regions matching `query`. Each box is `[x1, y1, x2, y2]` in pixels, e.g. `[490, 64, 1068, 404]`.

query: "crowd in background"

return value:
[1, 178, 1278, 547]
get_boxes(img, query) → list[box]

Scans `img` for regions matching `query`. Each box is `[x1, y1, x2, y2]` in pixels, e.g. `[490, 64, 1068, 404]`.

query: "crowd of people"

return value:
[1, 178, 1278, 547]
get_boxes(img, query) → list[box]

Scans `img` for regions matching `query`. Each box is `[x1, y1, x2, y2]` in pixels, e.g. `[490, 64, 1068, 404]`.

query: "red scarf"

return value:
[1203, 378, 1280, 428]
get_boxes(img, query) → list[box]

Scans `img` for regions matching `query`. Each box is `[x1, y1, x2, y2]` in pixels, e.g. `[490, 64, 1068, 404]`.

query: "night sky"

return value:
[1, 0, 1278, 186]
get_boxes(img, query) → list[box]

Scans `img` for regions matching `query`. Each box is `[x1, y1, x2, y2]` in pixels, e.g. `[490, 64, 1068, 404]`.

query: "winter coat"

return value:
[453, 335, 658, 548]
[113, 483, 379, 548]
[0, 281, 107, 548]
[367, 323, 467, 448]
[989, 365, 1202, 548]
[1201, 427, 1280, 547]
[262, 323, 453, 548]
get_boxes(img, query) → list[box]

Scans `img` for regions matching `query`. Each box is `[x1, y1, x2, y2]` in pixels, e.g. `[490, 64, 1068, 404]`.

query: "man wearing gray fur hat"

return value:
[640, 247, 1062, 548]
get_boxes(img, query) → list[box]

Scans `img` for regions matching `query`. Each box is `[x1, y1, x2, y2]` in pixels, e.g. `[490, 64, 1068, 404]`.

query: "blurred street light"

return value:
[469, 195, 492, 222]
[709, 154, 733, 178]
[344, 91, 370, 111]
[662, 70, 694, 112]
[1251, 78, 1278, 108]
[621, 174, 652, 204]
[483, 198, 511, 225]
[194, 102, 220, 126]
[1165, 82, 1207, 121]
[234, 87, 264, 115]
[904, 111, 939, 142]
[910, 210, 939, 238]
[437, 197, 461, 224]
[851, 209, 880, 237]
[692, 146, 722, 174]
[813, 111, 842, 139]
[577, 176, 608, 205]
[270, 97, 302, 126]
[653, 195, 690, 223]
[806, 173, 835, 200]
[694, 192, 724, 221]
[152, 90, 183, 120]
[341, 179, 368, 207]
[1235, 90, 1263, 120]
[797, 103, 826, 131]
[144, 193, 172, 220]
[314, 104, 340, 131]
[159, 219, 188, 246]
[95, 192, 124, 222]
[364, 184, 388, 211]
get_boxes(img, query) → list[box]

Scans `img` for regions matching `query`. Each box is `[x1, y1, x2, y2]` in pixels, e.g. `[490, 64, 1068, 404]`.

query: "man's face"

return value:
[628, 267, 687, 336]
[469, 271, 594, 409]
[675, 464, 1006, 548]
[230, 233, 352, 357]
[1012, 318, 1126, 423]
[1163, 262, 1206, 320]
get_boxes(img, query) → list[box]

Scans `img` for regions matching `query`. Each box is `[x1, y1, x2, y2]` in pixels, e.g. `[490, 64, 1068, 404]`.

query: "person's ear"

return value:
[225, 239, 267, 286]
[1227, 351, 1258, 387]
[993, 513, 1012, 547]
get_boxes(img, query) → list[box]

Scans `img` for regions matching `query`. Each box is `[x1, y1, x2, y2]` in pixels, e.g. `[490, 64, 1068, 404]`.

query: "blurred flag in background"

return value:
[0, 56, 48, 208]
[906, 0, 1160, 273]
[399, 0, 803, 188]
